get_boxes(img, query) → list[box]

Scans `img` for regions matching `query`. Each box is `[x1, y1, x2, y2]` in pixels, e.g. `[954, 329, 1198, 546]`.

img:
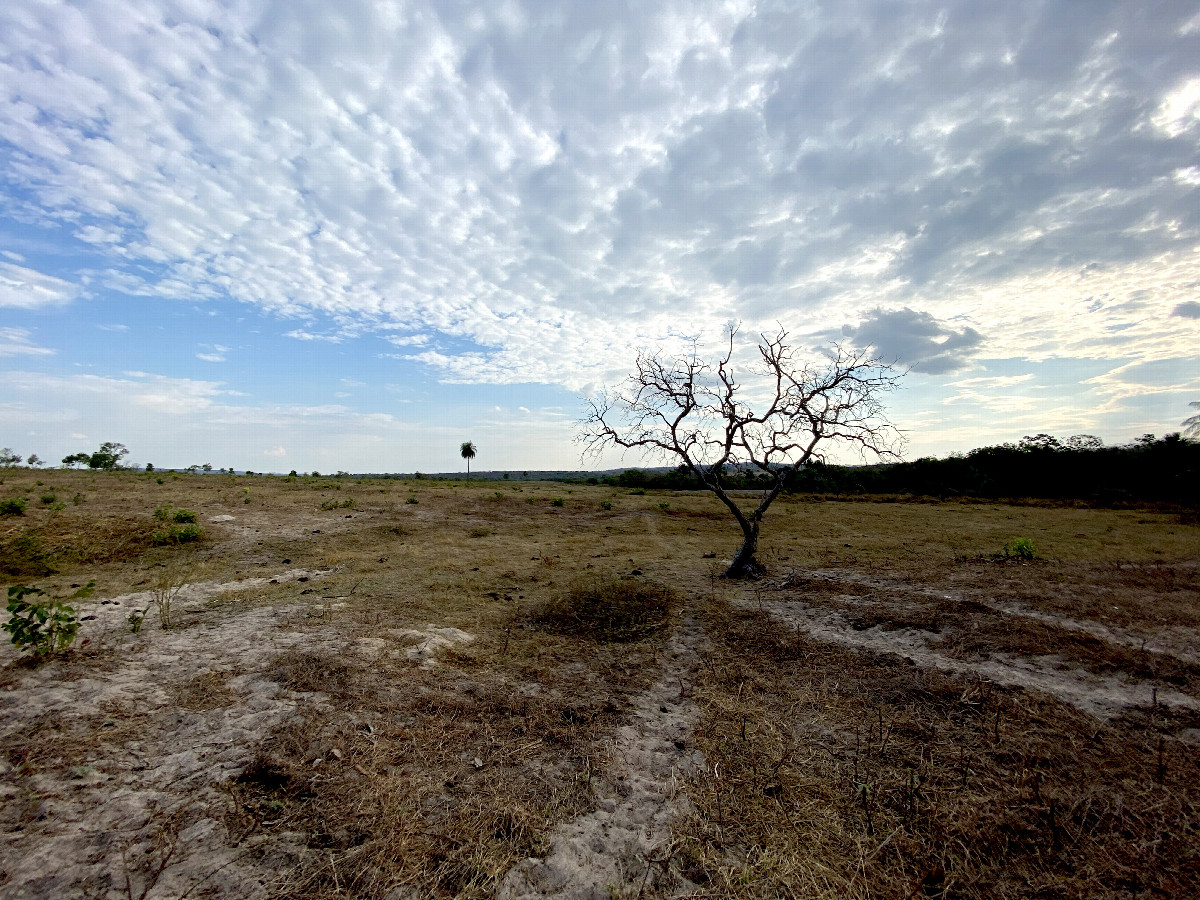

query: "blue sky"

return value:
[1, 0, 1198, 473]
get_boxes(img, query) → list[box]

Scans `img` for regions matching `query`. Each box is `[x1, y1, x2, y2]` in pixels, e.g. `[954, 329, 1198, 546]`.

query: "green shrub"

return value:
[658, 501, 670, 510]
[1003, 537, 1038, 560]
[628, 488, 646, 495]
[0, 497, 28, 516]
[154, 505, 198, 523]
[405, 496, 419, 505]
[526, 578, 677, 643]
[550, 497, 565, 507]
[599, 500, 613, 511]
[39, 493, 56, 505]
[319, 498, 356, 510]
[152, 523, 204, 545]
[4, 584, 81, 657]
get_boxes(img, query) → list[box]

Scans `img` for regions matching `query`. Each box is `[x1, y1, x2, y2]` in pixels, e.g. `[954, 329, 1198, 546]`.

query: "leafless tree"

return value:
[580, 326, 904, 577]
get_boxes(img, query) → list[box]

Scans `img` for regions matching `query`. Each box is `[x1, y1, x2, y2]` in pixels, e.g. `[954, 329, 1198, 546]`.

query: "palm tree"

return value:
[460, 441, 477, 479]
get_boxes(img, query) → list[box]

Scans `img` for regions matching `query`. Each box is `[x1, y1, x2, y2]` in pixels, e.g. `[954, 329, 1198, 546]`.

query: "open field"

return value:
[1, 469, 1198, 898]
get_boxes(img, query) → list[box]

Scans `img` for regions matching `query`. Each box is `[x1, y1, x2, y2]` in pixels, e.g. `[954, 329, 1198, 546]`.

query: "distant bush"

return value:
[599, 500, 613, 511]
[39, 493, 56, 506]
[0, 497, 28, 516]
[154, 505, 198, 523]
[627, 488, 645, 495]
[549, 497, 565, 507]
[405, 496, 419, 505]
[319, 498, 356, 510]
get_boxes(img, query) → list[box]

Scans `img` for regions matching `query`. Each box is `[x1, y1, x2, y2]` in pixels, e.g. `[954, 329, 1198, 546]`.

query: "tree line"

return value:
[602, 432, 1198, 506]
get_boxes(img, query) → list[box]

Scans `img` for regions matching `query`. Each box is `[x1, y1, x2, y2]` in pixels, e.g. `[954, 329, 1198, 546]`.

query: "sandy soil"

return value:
[496, 616, 707, 900]
[749, 569, 1200, 720]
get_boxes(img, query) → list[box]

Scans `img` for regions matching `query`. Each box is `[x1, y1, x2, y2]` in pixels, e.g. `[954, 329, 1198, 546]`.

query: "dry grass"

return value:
[676, 601, 1200, 898]
[1, 469, 1198, 898]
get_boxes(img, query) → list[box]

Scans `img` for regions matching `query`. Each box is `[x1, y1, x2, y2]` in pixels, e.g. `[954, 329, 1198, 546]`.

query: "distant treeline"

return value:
[597, 433, 1199, 506]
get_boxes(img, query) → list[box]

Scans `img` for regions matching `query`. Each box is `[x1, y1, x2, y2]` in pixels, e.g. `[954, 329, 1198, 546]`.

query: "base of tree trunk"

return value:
[722, 557, 763, 579]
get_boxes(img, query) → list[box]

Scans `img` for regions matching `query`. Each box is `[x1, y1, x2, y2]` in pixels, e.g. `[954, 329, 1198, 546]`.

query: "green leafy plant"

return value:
[0, 497, 28, 516]
[405, 496, 419, 505]
[550, 497, 565, 507]
[319, 498, 356, 510]
[154, 505, 199, 523]
[627, 488, 646, 495]
[39, 493, 56, 505]
[1003, 537, 1038, 560]
[4, 584, 84, 656]
[658, 501, 670, 510]
[599, 499, 613, 511]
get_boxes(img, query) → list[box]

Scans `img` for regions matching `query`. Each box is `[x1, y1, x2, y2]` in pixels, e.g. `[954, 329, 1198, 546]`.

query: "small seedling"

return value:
[128, 609, 147, 633]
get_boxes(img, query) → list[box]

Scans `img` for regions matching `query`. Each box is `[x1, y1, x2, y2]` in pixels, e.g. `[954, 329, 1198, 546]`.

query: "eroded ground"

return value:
[1, 470, 1198, 898]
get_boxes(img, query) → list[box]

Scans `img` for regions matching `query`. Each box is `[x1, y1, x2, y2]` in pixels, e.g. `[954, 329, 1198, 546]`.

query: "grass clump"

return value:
[526, 577, 677, 642]
[0, 531, 56, 576]
[319, 498, 356, 511]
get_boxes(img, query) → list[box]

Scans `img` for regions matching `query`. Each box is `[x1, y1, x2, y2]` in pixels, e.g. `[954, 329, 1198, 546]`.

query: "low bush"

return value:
[1, 497, 28, 516]
[151, 523, 204, 545]
[549, 497, 565, 507]
[319, 498, 356, 511]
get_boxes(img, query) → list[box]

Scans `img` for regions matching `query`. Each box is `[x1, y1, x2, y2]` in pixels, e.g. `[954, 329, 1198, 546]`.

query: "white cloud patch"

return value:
[195, 344, 229, 363]
[0, 326, 54, 358]
[0, 262, 78, 309]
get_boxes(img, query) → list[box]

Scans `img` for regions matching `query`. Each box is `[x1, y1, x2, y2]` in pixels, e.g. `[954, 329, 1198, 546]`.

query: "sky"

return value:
[1, 0, 1198, 474]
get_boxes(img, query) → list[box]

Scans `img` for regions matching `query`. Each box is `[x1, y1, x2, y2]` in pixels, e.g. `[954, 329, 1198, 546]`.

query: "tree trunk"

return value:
[725, 518, 762, 578]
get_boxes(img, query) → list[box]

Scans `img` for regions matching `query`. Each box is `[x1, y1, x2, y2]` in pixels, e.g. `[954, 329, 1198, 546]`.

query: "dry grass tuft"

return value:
[523, 576, 678, 642]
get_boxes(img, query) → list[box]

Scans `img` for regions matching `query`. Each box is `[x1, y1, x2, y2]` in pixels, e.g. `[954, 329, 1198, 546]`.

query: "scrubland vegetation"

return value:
[0, 467, 1197, 898]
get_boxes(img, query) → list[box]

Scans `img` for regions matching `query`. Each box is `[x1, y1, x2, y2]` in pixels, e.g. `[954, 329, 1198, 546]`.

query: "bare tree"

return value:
[580, 326, 903, 577]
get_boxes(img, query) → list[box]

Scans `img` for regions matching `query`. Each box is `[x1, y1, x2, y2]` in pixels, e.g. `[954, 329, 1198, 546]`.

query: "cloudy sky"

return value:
[1, 0, 1198, 473]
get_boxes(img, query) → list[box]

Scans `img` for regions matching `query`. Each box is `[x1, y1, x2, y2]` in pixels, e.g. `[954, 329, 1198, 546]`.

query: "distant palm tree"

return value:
[460, 441, 477, 479]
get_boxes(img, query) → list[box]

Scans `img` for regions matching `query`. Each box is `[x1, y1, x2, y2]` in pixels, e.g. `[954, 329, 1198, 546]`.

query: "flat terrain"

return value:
[1, 469, 1198, 898]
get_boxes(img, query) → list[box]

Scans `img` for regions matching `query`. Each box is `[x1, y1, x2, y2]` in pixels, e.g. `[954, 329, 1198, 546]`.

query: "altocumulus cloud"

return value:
[0, 0, 1197, 397]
